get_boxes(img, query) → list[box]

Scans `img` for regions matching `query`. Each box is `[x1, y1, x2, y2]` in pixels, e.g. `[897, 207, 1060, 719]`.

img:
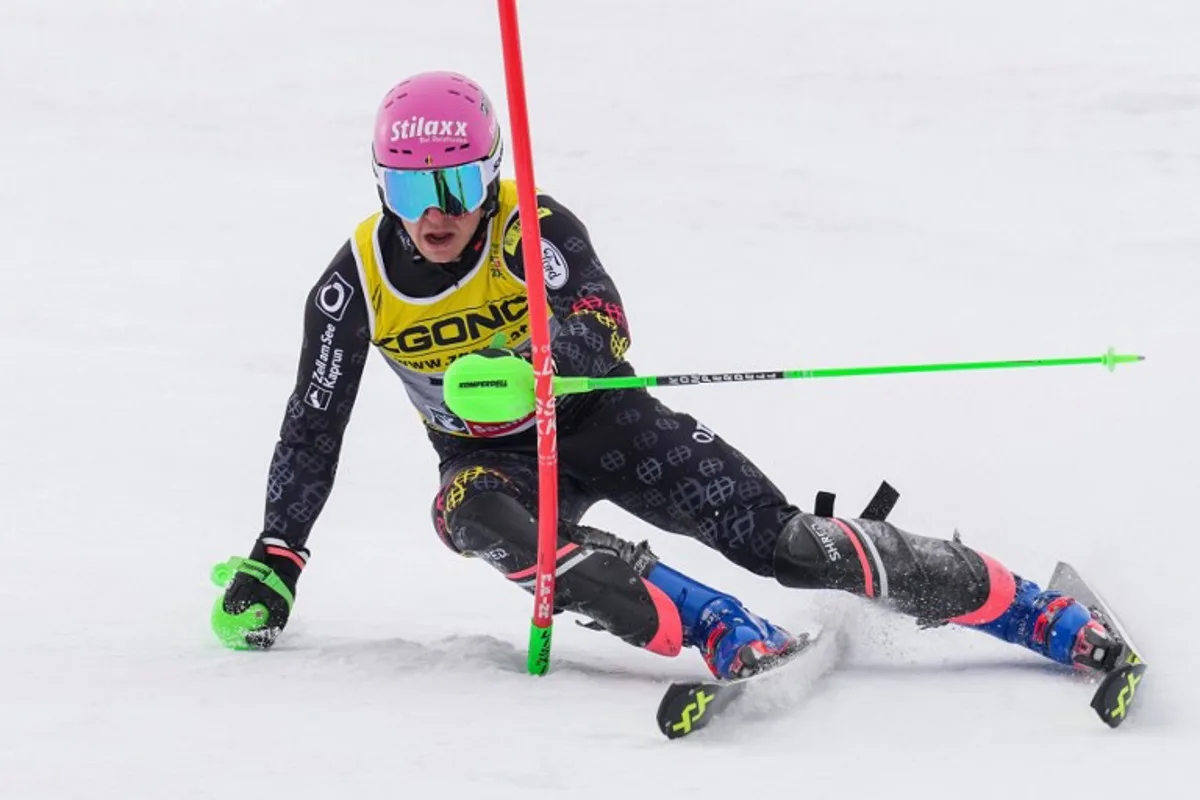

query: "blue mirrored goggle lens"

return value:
[380, 163, 488, 223]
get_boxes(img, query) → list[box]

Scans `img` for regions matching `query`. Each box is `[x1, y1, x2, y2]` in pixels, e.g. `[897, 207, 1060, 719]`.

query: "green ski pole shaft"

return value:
[553, 349, 1144, 397]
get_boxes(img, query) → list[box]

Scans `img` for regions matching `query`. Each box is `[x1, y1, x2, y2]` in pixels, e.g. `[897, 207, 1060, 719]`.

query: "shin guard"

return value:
[450, 493, 682, 655]
[773, 512, 1013, 622]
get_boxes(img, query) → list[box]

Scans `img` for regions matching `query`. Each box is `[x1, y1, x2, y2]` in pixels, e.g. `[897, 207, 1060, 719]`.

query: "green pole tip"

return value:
[527, 622, 553, 676]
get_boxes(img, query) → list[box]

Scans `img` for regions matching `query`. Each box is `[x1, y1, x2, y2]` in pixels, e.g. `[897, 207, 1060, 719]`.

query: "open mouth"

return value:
[424, 231, 454, 247]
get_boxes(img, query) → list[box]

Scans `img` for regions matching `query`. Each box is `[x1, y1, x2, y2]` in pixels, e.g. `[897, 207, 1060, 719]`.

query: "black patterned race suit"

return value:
[257, 190, 1010, 651]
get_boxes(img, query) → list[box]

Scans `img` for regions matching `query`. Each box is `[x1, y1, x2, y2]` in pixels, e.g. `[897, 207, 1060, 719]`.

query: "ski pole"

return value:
[443, 347, 1143, 431]
[552, 348, 1143, 397]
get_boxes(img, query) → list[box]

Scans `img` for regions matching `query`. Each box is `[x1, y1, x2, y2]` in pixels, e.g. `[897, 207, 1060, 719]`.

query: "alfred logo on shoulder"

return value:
[541, 239, 569, 290]
[315, 273, 355, 322]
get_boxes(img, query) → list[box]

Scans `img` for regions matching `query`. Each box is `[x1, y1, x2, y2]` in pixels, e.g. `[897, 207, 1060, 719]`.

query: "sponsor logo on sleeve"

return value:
[304, 323, 344, 410]
[315, 272, 355, 322]
[305, 383, 332, 411]
[541, 239, 569, 290]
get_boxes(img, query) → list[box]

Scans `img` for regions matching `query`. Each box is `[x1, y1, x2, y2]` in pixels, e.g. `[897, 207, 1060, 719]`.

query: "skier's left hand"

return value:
[210, 540, 308, 650]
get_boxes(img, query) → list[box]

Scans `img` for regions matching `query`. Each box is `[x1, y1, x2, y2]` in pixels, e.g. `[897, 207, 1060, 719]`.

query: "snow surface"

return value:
[2, 1, 1198, 797]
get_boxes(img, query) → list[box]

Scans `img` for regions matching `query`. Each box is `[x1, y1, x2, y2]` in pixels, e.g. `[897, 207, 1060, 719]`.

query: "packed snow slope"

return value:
[2, 1, 1197, 798]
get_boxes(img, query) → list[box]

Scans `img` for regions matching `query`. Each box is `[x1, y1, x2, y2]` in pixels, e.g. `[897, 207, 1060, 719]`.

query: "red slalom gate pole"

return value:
[496, 0, 559, 676]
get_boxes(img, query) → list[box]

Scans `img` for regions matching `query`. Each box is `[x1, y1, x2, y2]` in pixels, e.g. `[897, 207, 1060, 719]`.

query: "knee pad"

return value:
[444, 489, 537, 557]
[431, 465, 523, 554]
[773, 512, 993, 620]
[442, 492, 681, 655]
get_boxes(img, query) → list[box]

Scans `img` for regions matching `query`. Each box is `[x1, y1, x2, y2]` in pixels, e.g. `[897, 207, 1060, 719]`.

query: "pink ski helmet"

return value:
[372, 71, 504, 222]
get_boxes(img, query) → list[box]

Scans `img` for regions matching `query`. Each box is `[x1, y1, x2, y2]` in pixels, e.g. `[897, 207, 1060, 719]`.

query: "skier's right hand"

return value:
[210, 539, 308, 650]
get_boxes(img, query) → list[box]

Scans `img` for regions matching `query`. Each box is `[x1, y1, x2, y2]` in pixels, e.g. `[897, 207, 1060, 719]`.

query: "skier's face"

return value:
[402, 207, 483, 263]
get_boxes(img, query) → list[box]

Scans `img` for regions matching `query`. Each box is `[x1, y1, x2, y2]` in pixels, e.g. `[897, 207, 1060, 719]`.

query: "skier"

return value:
[212, 70, 1127, 682]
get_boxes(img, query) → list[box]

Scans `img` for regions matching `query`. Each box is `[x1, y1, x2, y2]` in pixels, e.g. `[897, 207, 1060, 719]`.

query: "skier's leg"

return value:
[563, 389, 797, 575]
[565, 389, 1121, 673]
[561, 390, 805, 678]
[772, 513, 1123, 670]
[430, 449, 683, 656]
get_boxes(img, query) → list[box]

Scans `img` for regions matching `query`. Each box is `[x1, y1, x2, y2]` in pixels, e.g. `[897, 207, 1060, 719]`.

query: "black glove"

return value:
[210, 538, 309, 650]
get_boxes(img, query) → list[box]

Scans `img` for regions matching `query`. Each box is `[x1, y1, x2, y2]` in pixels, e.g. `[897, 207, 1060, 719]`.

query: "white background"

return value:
[2, 1, 1196, 797]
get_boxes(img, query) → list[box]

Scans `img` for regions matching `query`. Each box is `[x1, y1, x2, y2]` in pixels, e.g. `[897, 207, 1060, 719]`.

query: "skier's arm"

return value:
[262, 242, 372, 549]
[503, 195, 631, 379]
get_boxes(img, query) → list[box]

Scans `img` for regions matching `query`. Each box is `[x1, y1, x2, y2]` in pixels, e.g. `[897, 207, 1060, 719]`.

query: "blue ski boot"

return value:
[968, 575, 1124, 672]
[647, 562, 798, 680]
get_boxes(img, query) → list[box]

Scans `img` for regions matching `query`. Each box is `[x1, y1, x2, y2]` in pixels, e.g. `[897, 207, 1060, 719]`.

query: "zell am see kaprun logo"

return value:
[390, 117, 469, 143]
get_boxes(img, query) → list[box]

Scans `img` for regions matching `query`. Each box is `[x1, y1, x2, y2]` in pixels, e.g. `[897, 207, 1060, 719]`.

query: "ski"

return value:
[1048, 561, 1148, 729]
[655, 630, 820, 740]
[655, 562, 1144, 739]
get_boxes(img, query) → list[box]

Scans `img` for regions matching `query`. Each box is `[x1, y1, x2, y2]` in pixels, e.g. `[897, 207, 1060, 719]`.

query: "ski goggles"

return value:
[375, 154, 500, 223]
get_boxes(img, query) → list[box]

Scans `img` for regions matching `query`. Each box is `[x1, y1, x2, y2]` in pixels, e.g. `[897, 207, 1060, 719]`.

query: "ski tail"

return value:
[655, 630, 819, 739]
[656, 681, 747, 739]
